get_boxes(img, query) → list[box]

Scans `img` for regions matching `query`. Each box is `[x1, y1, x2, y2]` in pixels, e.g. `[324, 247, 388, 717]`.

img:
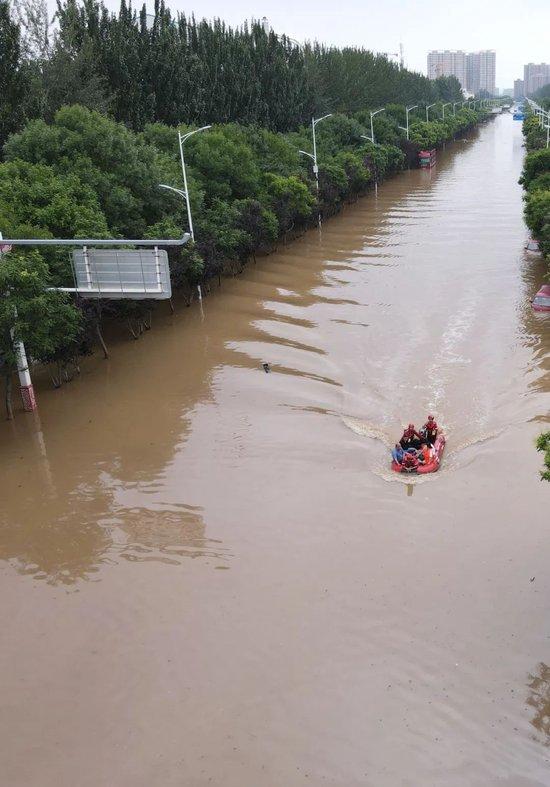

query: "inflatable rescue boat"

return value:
[391, 433, 446, 474]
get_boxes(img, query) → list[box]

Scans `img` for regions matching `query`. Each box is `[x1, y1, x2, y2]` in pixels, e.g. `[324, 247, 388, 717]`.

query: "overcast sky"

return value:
[91, 0, 549, 87]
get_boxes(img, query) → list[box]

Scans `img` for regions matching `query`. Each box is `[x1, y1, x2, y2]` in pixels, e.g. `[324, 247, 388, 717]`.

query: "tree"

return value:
[264, 174, 315, 234]
[0, 251, 82, 418]
[0, 157, 110, 284]
[0, 0, 29, 149]
[536, 433, 550, 482]
[520, 148, 550, 189]
[433, 75, 462, 102]
[10, 0, 51, 59]
[524, 189, 550, 240]
[4, 105, 182, 238]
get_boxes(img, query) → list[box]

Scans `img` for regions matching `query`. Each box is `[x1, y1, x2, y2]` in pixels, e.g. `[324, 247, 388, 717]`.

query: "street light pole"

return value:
[369, 107, 386, 145]
[453, 102, 460, 115]
[398, 105, 418, 141]
[158, 182, 204, 300]
[441, 102, 451, 120]
[303, 114, 332, 227]
[177, 125, 211, 242]
[426, 103, 436, 122]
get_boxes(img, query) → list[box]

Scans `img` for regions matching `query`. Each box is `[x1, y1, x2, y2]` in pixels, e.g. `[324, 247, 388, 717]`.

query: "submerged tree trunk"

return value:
[4, 373, 13, 420]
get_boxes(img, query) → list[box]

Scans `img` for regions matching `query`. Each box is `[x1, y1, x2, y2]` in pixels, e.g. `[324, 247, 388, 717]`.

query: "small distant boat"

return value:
[392, 434, 446, 474]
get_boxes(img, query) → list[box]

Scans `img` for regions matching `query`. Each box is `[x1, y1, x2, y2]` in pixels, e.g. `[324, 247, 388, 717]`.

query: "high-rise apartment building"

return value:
[514, 79, 524, 99]
[427, 51, 467, 90]
[523, 63, 550, 96]
[466, 51, 496, 95]
[427, 50, 496, 95]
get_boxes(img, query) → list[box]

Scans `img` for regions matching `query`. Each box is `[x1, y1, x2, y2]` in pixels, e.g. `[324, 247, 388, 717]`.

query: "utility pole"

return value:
[0, 233, 37, 413]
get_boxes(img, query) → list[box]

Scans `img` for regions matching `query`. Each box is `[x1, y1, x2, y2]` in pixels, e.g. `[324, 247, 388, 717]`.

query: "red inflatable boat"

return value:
[391, 434, 446, 474]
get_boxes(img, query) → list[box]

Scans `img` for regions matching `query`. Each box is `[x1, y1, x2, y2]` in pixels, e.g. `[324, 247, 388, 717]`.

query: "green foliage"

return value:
[433, 75, 463, 102]
[0, 251, 82, 382]
[4, 0, 465, 136]
[526, 173, 550, 194]
[0, 0, 28, 149]
[520, 148, 550, 190]
[409, 120, 447, 149]
[522, 115, 547, 151]
[235, 199, 279, 251]
[264, 173, 315, 233]
[521, 112, 550, 479]
[334, 151, 372, 196]
[4, 105, 182, 237]
[536, 433, 550, 483]
[185, 126, 262, 203]
[0, 157, 109, 284]
[524, 190, 550, 236]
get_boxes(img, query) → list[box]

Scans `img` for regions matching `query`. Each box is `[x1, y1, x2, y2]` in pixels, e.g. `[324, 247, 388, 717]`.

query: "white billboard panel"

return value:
[71, 248, 172, 300]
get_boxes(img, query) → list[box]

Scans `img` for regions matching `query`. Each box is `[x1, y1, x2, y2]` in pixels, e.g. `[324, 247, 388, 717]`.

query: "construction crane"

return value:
[380, 43, 405, 69]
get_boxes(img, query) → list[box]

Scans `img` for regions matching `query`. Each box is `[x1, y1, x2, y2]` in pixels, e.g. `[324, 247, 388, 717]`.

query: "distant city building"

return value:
[427, 50, 467, 90]
[523, 63, 550, 96]
[500, 87, 513, 97]
[465, 51, 496, 95]
[513, 79, 524, 99]
[427, 50, 496, 95]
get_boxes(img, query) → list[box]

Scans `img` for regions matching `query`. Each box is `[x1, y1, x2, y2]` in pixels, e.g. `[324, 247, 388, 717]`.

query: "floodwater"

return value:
[1, 114, 550, 786]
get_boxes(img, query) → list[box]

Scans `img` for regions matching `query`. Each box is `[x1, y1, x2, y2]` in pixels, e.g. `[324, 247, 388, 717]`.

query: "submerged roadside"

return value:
[0, 104, 493, 419]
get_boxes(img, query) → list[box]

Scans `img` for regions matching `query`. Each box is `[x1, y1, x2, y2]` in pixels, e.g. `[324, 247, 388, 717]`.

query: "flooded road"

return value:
[2, 114, 550, 786]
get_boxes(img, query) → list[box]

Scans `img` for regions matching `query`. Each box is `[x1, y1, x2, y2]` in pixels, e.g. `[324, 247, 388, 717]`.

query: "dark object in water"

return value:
[262, 362, 270, 373]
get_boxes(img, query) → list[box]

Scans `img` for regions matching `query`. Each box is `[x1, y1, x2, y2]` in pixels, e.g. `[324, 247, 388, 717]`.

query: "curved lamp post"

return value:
[159, 182, 203, 300]
[301, 114, 332, 227]
[441, 102, 451, 120]
[398, 105, 418, 141]
[426, 102, 437, 122]
[368, 108, 386, 145]
[177, 125, 211, 242]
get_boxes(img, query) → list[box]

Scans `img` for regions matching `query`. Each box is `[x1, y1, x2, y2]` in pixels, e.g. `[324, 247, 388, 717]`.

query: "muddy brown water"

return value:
[1, 115, 550, 786]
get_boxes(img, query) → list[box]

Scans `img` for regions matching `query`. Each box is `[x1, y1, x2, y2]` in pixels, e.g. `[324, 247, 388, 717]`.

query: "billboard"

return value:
[71, 248, 172, 300]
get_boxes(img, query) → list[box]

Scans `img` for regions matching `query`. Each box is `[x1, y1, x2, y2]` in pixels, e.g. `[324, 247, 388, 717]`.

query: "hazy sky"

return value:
[85, 0, 549, 87]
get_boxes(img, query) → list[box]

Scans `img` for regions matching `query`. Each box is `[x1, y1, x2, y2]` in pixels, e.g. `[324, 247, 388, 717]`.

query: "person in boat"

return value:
[391, 443, 405, 464]
[422, 415, 438, 446]
[401, 450, 420, 471]
[400, 424, 422, 451]
[419, 443, 432, 464]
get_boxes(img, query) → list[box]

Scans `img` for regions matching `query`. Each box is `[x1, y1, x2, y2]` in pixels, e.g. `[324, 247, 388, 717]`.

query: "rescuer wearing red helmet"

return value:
[400, 423, 422, 450]
[423, 415, 438, 446]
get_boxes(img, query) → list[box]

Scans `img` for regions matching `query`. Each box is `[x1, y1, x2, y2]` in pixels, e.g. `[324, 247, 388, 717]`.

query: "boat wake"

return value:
[341, 415, 504, 483]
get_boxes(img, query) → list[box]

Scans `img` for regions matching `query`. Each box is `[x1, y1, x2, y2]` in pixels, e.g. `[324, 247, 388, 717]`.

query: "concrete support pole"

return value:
[14, 334, 37, 412]
[1, 233, 38, 412]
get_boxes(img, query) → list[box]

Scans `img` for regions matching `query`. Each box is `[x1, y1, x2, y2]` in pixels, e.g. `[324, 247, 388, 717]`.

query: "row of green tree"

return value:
[532, 84, 550, 112]
[521, 114, 550, 482]
[0, 101, 488, 417]
[0, 0, 464, 148]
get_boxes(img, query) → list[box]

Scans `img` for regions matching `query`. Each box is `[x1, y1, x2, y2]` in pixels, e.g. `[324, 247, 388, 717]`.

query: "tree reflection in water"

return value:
[527, 663, 550, 744]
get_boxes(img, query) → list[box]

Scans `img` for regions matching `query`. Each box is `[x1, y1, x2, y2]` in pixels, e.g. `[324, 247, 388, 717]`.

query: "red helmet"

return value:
[408, 423, 415, 430]
[427, 415, 435, 422]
